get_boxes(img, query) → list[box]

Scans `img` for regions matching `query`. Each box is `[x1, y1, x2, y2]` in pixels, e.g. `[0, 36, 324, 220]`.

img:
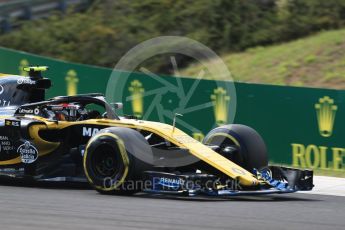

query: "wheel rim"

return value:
[91, 144, 122, 178]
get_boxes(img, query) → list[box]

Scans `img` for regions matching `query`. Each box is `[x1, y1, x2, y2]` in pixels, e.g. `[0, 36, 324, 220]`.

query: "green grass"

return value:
[181, 29, 345, 89]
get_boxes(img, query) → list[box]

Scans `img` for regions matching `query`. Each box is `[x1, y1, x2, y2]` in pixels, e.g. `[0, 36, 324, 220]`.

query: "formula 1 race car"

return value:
[0, 66, 313, 197]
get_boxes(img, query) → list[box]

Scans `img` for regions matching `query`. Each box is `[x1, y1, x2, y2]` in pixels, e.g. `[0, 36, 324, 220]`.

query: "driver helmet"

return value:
[52, 103, 80, 121]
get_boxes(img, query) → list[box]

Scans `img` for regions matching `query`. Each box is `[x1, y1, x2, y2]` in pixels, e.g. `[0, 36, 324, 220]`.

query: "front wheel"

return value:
[83, 127, 153, 195]
[203, 124, 268, 172]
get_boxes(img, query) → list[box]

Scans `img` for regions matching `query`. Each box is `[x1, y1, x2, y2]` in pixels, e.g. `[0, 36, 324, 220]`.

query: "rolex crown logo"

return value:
[315, 96, 337, 137]
[192, 132, 204, 142]
[65, 70, 79, 96]
[129, 80, 144, 118]
[211, 87, 230, 126]
[19, 59, 29, 76]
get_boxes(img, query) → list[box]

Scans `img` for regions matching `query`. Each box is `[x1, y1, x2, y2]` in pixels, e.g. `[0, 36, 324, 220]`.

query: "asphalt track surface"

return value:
[0, 183, 344, 230]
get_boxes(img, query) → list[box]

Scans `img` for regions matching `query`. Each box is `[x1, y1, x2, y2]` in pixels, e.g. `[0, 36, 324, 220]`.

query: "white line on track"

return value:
[299, 176, 345, 197]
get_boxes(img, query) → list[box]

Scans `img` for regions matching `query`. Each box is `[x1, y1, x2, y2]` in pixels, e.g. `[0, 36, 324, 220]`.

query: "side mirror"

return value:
[36, 78, 52, 89]
[16, 78, 52, 90]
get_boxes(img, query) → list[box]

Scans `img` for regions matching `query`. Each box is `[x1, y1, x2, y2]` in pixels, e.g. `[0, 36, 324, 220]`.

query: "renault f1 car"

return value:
[0, 66, 313, 196]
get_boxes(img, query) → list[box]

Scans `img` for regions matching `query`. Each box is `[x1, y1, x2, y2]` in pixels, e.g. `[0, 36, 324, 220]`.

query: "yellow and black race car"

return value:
[0, 67, 313, 196]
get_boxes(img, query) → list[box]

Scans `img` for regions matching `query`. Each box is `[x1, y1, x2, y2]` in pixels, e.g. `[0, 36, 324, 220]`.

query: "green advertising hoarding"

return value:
[0, 47, 344, 171]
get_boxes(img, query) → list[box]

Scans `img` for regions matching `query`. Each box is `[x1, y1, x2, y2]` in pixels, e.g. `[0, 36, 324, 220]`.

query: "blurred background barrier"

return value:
[0, 46, 344, 171]
[0, 0, 93, 33]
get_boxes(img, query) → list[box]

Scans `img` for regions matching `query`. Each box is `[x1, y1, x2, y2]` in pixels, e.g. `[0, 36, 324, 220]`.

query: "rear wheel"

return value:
[83, 127, 153, 195]
[203, 124, 268, 173]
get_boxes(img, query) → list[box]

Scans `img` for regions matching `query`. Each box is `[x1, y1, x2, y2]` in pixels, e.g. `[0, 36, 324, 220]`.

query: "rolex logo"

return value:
[129, 80, 144, 118]
[315, 96, 337, 137]
[192, 132, 204, 142]
[19, 59, 29, 76]
[65, 70, 79, 96]
[211, 87, 230, 126]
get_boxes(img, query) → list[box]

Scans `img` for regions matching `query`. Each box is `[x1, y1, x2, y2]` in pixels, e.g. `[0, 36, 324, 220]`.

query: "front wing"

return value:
[142, 166, 314, 197]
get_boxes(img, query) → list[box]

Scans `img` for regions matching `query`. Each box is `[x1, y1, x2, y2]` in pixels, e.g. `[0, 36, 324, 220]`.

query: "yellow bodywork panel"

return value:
[0, 117, 60, 165]
[0, 157, 22, 165]
[0, 73, 20, 77]
[28, 124, 60, 156]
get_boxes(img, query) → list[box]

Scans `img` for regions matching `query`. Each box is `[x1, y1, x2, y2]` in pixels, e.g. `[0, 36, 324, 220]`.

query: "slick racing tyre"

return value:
[203, 124, 268, 172]
[83, 127, 153, 195]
